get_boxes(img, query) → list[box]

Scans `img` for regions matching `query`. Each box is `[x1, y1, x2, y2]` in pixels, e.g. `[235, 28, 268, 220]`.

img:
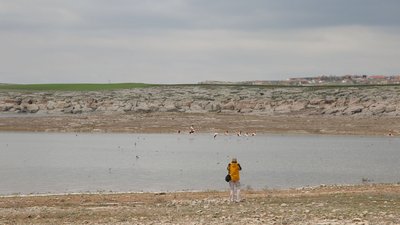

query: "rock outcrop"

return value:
[1, 85, 400, 117]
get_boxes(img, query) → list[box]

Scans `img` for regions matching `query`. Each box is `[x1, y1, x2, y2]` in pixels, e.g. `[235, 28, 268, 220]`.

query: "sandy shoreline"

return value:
[1, 184, 400, 225]
[1, 112, 400, 136]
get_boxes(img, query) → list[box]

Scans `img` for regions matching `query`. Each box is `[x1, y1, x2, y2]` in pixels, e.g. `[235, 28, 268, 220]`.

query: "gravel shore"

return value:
[1, 112, 400, 136]
[1, 184, 399, 225]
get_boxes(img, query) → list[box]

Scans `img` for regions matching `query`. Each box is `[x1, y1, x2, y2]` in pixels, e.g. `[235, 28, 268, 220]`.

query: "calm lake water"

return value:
[1, 132, 399, 195]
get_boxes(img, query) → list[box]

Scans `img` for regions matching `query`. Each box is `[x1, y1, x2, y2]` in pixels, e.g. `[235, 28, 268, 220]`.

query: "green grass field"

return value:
[0, 83, 156, 91]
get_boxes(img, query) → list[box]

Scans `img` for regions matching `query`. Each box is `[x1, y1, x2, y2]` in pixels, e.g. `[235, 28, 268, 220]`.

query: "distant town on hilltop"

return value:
[200, 75, 400, 86]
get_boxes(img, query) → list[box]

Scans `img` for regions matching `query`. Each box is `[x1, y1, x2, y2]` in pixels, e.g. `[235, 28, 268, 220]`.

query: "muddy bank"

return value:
[1, 184, 399, 225]
[0, 112, 399, 136]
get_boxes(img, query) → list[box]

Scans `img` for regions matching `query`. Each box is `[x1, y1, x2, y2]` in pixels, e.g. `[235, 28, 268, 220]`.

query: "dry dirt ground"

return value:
[1, 184, 399, 225]
[0, 112, 400, 136]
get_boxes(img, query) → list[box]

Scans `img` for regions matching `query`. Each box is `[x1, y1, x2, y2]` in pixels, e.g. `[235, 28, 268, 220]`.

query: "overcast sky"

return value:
[1, 0, 399, 84]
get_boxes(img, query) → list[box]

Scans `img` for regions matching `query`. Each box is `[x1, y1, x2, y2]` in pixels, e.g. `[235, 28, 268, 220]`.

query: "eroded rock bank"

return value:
[1, 85, 400, 117]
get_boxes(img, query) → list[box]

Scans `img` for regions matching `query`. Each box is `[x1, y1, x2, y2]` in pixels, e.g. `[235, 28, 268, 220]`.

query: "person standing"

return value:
[227, 158, 242, 202]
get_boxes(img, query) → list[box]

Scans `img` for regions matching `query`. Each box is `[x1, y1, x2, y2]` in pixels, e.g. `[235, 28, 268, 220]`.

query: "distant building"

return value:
[369, 75, 386, 79]
[199, 74, 400, 86]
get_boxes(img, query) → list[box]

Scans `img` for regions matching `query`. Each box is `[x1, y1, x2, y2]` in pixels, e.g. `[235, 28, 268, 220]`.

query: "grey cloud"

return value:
[0, 0, 399, 84]
[186, 0, 400, 29]
[2, 0, 400, 33]
[0, 0, 191, 32]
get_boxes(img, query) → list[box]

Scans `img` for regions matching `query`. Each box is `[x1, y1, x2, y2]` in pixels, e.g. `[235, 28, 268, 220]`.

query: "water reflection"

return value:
[0, 132, 399, 195]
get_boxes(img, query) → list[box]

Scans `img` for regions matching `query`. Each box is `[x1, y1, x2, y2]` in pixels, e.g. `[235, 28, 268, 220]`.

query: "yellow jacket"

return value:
[227, 162, 242, 182]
